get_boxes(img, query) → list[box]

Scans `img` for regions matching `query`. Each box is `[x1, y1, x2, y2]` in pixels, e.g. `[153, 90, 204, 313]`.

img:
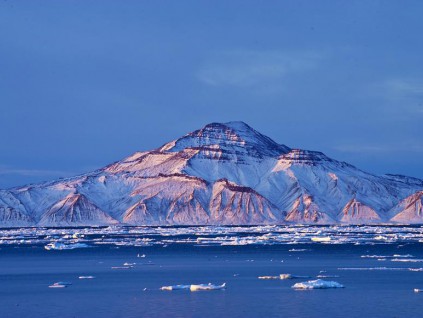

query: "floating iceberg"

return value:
[49, 281, 72, 288]
[160, 284, 191, 291]
[49, 284, 66, 288]
[414, 288, 423, 293]
[311, 237, 331, 242]
[280, 274, 310, 279]
[258, 276, 280, 280]
[391, 259, 423, 263]
[339, 267, 423, 271]
[292, 279, 344, 289]
[79, 276, 95, 279]
[190, 283, 226, 291]
[317, 275, 339, 278]
[258, 274, 309, 280]
[160, 283, 225, 291]
[45, 242, 89, 250]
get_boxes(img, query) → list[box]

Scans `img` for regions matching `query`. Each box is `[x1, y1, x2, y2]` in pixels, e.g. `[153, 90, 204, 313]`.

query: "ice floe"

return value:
[311, 237, 331, 242]
[160, 283, 226, 291]
[292, 279, 344, 289]
[49, 284, 67, 288]
[190, 283, 226, 291]
[361, 254, 415, 259]
[160, 284, 191, 291]
[258, 276, 279, 280]
[280, 274, 310, 279]
[391, 259, 423, 263]
[44, 242, 89, 250]
[316, 275, 339, 278]
[49, 281, 72, 288]
[258, 274, 310, 280]
[338, 267, 423, 271]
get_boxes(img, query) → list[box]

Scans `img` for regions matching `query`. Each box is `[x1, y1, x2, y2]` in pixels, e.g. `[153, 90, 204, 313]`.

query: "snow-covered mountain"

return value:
[1, 121, 422, 227]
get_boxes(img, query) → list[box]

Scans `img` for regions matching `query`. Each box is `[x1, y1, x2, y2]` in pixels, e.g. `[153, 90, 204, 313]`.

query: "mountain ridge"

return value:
[1, 121, 422, 227]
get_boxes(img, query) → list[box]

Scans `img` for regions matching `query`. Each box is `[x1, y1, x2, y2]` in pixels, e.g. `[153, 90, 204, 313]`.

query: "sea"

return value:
[0, 225, 423, 318]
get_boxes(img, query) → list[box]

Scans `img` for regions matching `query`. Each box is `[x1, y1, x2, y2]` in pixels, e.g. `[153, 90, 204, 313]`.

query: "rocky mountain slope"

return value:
[1, 121, 422, 226]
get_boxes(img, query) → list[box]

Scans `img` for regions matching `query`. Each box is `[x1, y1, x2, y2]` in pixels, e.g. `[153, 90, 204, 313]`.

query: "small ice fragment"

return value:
[292, 279, 344, 289]
[391, 259, 423, 263]
[311, 237, 331, 242]
[137, 254, 146, 258]
[49, 281, 72, 288]
[393, 254, 414, 258]
[414, 288, 422, 293]
[49, 284, 66, 288]
[317, 275, 339, 278]
[289, 249, 309, 252]
[45, 242, 89, 250]
[160, 285, 191, 291]
[280, 274, 310, 279]
[111, 266, 131, 269]
[190, 283, 226, 291]
[79, 276, 95, 279]
[123, 262, 136, 266]
[258, 276, 279, 280]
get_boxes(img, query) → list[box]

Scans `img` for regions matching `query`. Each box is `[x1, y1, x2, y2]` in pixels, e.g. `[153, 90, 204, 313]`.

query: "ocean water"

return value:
[1, 226, 423, 318]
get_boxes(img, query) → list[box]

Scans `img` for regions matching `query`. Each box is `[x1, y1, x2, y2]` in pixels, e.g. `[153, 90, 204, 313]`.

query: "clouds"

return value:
[376, 78, 423, 100]
[197, 50, 325, 88]
[0, 165, 75, 178]
[334, 141, 423, 154]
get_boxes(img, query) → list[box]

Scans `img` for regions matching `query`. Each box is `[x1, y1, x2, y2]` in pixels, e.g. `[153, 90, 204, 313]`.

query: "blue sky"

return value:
[1, 1, 422, 188]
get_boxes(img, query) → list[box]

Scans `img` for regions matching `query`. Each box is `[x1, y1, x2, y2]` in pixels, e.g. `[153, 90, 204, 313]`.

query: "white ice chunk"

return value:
[160, 284, 191, 291]
[190, 283, 226, 291]
[45, 242, 89, 250]
[316, 275, 339, 278]
[391, 259, 423, 263]
[292, 279, 344, 289]
[258, 276, 279, 280]
[311, 237, 331, 242]
[280, 274, 310, 279]
[49, 281, 72, 288]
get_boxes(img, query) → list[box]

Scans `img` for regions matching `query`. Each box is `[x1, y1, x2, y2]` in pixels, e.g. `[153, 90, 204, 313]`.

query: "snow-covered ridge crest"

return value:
[1, 121, 423, 227]
[159, 121, 291, 158]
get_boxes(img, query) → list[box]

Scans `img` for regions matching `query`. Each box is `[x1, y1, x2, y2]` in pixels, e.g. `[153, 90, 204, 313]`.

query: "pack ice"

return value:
[292, 279, 344, 289]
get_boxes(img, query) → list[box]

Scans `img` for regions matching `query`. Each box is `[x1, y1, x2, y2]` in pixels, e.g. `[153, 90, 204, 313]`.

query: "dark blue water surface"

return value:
[1, 242, 423, 318]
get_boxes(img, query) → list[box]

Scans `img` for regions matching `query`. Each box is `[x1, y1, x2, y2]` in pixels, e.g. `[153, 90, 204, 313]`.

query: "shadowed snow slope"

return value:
[1, 121, 422, 226]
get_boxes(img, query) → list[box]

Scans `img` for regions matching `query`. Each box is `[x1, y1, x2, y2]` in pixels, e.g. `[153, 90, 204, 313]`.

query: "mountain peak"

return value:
[159, 121, 290, 158]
